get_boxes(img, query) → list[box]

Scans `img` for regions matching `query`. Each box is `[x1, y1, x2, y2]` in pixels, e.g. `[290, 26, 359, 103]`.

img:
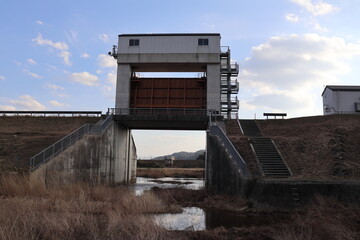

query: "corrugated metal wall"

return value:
[119, 35, 220, 54]
[130, 78, 206, 108]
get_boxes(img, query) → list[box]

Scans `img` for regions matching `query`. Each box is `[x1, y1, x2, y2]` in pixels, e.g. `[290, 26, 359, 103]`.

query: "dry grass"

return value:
[0, 174, 179, 240]
[258, 115, 360, 180]
[137, 168, 204, 178]
[150, 187, 249, 212]
[1, 175, 359, 240]
[272, 196, 360, 240]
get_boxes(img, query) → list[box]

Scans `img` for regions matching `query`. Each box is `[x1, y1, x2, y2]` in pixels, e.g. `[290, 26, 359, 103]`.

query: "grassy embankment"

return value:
[0, 174, 359, 240]
[227, 115, 360, 180]
[0, 116, 100, 170]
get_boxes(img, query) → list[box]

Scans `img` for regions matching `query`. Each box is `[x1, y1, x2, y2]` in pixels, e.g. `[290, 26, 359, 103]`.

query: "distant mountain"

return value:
[152, 150, 205, 160]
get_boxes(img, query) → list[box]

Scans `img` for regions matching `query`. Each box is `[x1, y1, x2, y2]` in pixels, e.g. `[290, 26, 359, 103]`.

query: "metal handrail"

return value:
[0, 111, 102, 117]
[220, 46, 229, 54]
[221, 96, 238, 102]
[221, 80, 239, 89]
[107, 108, 208, 116]
[221, 63, 239, 71]
[209, 124, 251, 177]
[29, 114, 113, 171]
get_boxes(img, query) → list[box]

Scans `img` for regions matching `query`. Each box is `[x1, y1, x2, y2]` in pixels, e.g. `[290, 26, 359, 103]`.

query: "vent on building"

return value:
[355, 102, 360, 112]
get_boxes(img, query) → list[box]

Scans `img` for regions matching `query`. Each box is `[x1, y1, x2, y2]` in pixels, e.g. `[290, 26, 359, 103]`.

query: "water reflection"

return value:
[133, 177, 204, 195]
[155, 207, 276, 231]
[134, 177, 276, 231]
[154, 207, 205, 231]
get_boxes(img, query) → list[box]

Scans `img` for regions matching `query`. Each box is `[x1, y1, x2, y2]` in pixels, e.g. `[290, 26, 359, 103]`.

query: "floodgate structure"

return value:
[26, 33, 360, 208]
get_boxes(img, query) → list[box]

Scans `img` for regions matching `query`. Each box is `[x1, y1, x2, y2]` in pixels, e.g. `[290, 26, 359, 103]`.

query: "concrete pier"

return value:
[32, 121, 136, 184]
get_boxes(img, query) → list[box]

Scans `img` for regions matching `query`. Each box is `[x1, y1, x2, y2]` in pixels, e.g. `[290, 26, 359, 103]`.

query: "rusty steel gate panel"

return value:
[130, 78, 206, 109]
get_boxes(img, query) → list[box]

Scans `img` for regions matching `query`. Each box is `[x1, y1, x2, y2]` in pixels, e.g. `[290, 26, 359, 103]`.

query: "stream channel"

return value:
[132, 177, 274, 231]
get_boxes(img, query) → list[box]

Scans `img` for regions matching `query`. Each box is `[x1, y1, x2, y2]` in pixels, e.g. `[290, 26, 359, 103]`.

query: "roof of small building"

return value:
[119, 33, 220, 37]
[322, 85, 360, 96]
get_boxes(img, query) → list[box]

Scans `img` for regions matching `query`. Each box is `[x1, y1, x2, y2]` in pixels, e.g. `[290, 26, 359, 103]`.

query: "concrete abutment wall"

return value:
[206, 127, 360, 208]
[206, 133, 251, 196]
[31, 121, 136, 185]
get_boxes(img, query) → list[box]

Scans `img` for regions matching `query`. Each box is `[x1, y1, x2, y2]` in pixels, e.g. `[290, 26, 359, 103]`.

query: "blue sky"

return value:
[1, 0, 360, 158]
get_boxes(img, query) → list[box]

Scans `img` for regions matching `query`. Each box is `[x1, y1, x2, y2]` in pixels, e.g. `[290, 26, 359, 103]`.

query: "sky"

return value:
[1, 0, 360, 158]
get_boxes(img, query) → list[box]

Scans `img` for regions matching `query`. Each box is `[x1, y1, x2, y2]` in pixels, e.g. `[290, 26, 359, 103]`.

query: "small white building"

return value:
[322, 85, 360, 115]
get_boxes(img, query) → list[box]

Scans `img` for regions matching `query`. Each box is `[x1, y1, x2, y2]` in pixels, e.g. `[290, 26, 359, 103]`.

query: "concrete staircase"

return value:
[239, 120, 262, 137]
[239, 120, 292, 178]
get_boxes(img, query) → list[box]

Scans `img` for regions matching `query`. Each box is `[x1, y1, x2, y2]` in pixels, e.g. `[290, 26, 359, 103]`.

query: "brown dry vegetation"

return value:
[151, 187, 248, 213]
[227, 115, 360, 180]
[258, 115, 360, 180]
[0, 116, 100, 170]
[271, 196, 360, 240]
[137, 168, 205, 178]
[0, 174, 359, 240]
[151, 188, 360, 240]
[0, 174, 178, 240]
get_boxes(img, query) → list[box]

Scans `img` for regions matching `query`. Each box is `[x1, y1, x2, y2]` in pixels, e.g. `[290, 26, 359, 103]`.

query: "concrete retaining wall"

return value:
[244, 179, 360, 209]
[206, 129, 360, 208]
[31, 122, 136, 185]
[206, 134, 251, 196]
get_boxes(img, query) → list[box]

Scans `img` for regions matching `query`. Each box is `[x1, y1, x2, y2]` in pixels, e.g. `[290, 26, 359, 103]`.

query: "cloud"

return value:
[290, 0, 338, 16]
[46, 83, 64, 90]
[102, 85, 114, 98]
[32, 33, 68, 50]
[70, 72, 98, 86]
[106, 72, 116, 85]
[80, 53, 90, 58]
[313, 22, 328, 32]
[27, 58, 37, 65]
[242, 34, 360, 88]
[9, 95, 46, 111]
[0, 105, 16, 110]
[239, 34, 360, 117]
[58, 51, 71, 65]
[102, 72, 117, 98]
[32, 33, 71, 65]
[0, 75, 5, 80]
[97, 54, 116, 68]
[285, 13, 299, 22]
[66, 29, 78, 45]
[46, 64, 58, 72]
[49, 100, 66, 107]
[36, 20, 44, 25]
[53, 92, 69, 98]
[23, 69, 43, 79]
[99, 34, 109, 43]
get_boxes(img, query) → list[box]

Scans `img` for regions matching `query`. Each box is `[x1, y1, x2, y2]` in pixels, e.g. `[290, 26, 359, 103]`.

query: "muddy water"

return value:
[133, 177, 277, 231]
